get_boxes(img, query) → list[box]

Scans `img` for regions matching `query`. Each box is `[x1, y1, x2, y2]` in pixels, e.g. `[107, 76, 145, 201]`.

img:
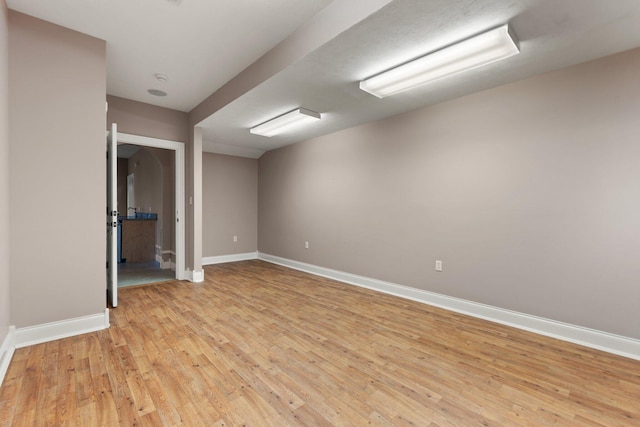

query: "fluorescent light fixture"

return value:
[359, 24, 520, 98]
[250, 108, 321, 137]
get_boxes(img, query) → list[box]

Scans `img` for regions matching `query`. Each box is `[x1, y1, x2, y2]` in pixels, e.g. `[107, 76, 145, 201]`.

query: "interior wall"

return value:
[185, 126, 203, 277]
[107, 95, 189, 142]
[202, 153, 257, 257]
[258, 47, 640, 340]
[0, 0, 11, 344]
[9, 12, 106, 327]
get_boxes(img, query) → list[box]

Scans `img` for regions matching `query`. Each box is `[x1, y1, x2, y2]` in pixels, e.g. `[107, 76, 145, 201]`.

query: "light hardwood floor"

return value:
[1, 260, 639, 426]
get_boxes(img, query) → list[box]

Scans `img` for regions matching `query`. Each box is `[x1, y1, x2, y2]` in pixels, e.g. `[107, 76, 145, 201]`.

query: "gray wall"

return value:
[9, 12, 106, 327]
[129, 149, 162, 222]
[0, 0, 10, 345]
[203, 153, 257, 257]
[258, 47, 640, 340]
[107, 95, 189, 143]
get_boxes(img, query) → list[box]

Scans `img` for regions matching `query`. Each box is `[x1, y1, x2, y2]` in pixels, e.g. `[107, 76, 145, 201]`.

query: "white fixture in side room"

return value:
[435, 260, 443, 272]
[359, 24, 520, 98]
[250, 108, 321, 137]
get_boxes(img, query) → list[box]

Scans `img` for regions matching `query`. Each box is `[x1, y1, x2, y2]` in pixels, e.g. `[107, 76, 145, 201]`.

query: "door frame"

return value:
[116, 132, 186, 280]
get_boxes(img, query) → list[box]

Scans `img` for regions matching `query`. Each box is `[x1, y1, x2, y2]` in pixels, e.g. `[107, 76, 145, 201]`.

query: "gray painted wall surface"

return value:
[0, 0, 10, 343]
[258, 48, 640, 339]
[187, 127, 203, 274]
[9, 12, 106, 327]
[203, 153, 258, 257]
[107, 95, 189, 143]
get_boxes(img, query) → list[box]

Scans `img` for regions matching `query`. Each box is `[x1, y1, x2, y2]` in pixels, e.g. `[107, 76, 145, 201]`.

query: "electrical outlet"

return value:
[435, 260, 443, 272]
[233, 235, 238, 242]
[305, 241, 309, 249]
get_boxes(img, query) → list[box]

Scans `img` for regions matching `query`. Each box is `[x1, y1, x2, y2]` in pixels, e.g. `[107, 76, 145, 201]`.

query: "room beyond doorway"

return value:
[117, 144, 176, 288]
[114, 131, 186, 282]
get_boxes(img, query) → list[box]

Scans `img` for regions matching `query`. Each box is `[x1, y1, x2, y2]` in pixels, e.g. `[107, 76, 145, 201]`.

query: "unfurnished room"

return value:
[0, 0, 639, 425]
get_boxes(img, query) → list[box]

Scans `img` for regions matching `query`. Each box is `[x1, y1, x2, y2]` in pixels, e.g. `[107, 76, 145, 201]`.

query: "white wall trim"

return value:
[202, 252, 258, 265]
[0, 326, 16, 387]
[258, 253, 640, 361]
[155, 254, 173, 270]
[156, 250, 176, 270]
[186, 268, 205, 283]
[14, 309, 110, 349]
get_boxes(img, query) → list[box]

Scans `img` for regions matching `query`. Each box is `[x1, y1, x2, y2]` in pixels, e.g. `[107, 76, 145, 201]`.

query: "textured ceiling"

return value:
[198, 0, 640, 157]
[8, 0, 640, 158]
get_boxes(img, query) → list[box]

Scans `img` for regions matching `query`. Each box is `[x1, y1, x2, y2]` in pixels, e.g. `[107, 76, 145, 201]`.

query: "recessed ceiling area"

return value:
[8, 0, 640, 159]
[196, 0, 640, 158]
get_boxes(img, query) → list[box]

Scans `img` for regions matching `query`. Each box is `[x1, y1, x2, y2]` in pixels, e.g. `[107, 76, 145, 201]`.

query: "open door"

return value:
[107, 123, 118, 307]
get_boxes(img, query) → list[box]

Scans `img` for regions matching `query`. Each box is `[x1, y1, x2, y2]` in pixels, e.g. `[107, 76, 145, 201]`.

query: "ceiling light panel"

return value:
[250, 108, 321, 138]
[360, 24, 520, 98]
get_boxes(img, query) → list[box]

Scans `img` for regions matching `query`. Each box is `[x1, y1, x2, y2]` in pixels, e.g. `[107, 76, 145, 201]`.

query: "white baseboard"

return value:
[157, 258, 172, 270]
[15, 309, 110, 349]
[187, 268, 205, 283]
[202, 252, 258, 266]
[258, 253, 640, 361]
[0, 326, 16, 387]
[156, 251, 175, 270]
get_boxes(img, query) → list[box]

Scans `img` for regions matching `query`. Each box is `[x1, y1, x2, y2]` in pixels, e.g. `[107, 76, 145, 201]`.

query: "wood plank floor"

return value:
[1, 260, 639, 426]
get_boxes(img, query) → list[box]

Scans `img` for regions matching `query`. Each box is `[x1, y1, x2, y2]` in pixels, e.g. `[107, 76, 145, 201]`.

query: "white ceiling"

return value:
[7, 0, 333, 112]
[8, 0, 640, 158]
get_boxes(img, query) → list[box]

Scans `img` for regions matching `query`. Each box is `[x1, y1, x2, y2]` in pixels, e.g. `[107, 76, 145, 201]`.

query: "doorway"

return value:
[118, 146, 174, 287]
[113, 132, 186, 286]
